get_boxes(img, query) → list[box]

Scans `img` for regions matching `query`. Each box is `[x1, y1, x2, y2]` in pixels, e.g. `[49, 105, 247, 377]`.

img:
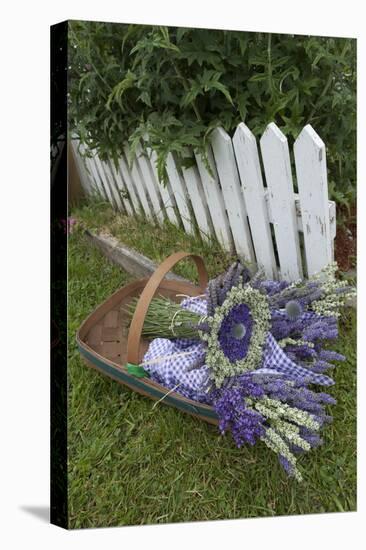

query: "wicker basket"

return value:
[77, 252, 219, 424]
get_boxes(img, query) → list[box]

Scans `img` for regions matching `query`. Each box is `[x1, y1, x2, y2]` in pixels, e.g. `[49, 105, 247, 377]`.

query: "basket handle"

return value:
[127, 252, 209, 365]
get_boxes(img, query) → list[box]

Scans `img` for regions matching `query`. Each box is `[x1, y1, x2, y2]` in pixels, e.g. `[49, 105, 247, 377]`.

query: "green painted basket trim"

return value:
[78, 344, 218, 421]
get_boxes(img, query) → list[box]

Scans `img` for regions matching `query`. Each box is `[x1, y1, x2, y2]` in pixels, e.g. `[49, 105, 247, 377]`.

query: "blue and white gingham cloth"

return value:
[143, 338, 211, 401]
[180, 296, 207, 316]
[274, 310, 319, 321]
[142, 297, 334, 400]
[142, 297, 211, 401]
[262, 332, 334, 386]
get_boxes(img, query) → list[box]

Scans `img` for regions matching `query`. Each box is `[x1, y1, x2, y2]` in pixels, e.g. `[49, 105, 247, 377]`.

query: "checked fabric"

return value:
[142, 296, 334, 401]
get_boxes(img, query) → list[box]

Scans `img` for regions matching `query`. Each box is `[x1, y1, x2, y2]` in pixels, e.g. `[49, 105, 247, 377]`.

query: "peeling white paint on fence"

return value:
[260, 123, 303, 281]
[211, 127, 256, 264]
[72, 122, 336, 282]
[294, 125, 333, 277]
[233, 123, 277, 279]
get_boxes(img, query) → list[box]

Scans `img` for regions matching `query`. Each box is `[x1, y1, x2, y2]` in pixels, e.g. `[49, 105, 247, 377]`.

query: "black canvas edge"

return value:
[50, 20, 68, 529]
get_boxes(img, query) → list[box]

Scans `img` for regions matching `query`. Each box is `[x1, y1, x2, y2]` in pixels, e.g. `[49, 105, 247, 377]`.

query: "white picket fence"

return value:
[72, 122, 336, 282]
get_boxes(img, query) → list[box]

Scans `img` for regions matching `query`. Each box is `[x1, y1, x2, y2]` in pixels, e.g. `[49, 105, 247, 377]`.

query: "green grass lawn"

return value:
[68, 202, 356, 529]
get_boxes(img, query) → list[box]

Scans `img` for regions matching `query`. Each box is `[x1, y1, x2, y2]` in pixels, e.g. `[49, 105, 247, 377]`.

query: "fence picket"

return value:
[70, 140, 93, 195]
[264, 191, 335, 239]
[211, 127, 255, 264]
[118, 154, 142, 215]
[294, 125, 333, 276]
[87, 154, 109, 200]
[181, 150, 212, 240]
[166, 153, 195, 234]
[146, 148, 179, 225]
[260, 123, 303, 281]
[84, 157, 101, 196]
[194, 147, 233, 252]
[233, 123, 277, 279]
[124, 145, 155, 221]
[135, 143, 165, 224]
[94, 156, 119, 210]
[98, 157, 125, 212]
[106, 159, 132, 215]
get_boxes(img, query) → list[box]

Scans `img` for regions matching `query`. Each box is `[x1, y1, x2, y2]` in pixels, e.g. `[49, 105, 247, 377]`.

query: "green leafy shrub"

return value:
[68, 21, 356, 209]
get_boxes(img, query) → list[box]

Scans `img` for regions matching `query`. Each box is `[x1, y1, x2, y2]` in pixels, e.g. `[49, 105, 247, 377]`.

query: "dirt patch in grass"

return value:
[335, 205, 356, 272]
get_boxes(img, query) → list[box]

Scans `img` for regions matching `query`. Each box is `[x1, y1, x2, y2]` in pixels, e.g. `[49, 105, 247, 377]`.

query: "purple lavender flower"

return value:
[305, 360, 335, 374]
[279, 455, 297, 477]
[268, 280, 324, 309]
[249, 372, 336, 420]
[252, 279, 289, 296]
[298, 428, 323, 448]
[211, 381, 265, 447]
[218, 304, 254, 362]
[207, 261, 252, 309]
[318, 350, 345, 362]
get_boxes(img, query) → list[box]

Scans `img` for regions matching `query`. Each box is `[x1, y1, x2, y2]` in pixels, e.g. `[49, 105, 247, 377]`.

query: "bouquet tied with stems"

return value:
[125, 260, 355, 482]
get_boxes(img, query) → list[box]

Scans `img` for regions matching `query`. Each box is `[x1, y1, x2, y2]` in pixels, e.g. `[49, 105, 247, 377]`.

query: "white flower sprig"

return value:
[311, 262, 356, 318]
[262, 428, 303, 482]
[245, 395, 321, 481]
